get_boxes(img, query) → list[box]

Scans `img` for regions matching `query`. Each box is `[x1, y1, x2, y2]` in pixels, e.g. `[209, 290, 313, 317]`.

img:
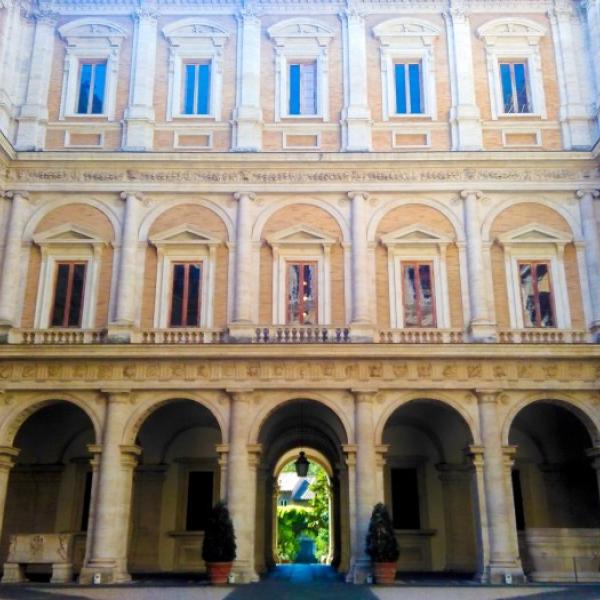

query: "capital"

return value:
[120, 191, 143, 203]
[576, 189, 600, 200]
[4, 190, 29, 202]
[460, 190, 483, 201]
[352, 389, 378, 403]
[101, 389, 133, 404]
[133, 6, 159, 21]
[33, 9, 59, 26]
[0, 446, 19, 470]
[348, 191, 369, 201]
[226, 388, 254, 403]
[474, 389, 501, 404]
[234, 192, 256, 202]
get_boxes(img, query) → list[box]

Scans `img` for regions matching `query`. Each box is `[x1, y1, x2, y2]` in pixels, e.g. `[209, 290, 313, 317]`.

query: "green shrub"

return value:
[365, 503, 399, 563]
[202, 501, 236, 563]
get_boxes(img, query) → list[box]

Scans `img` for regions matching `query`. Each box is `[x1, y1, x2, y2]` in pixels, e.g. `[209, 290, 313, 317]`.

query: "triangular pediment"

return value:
[33, 224, 107, 246]
[497, 223, 572, 246]
[267, 224, 336, 247]
[380, 224, 453, 246]
[150, 224, 221, 246]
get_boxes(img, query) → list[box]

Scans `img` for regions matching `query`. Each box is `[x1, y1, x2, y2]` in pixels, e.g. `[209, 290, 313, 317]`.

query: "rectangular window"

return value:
[186, 471, 214, 531]
[518, 261, 555, 328]
[288, 62, 317, 116]
[77, 62, 107, 115]
[402, 262, 435, 327]
[512, 469, 526, 531]
[183, 62, 211, 115]
[169, 262, 202, 327]
[391, 468, 421, 529]
[394, 62, 422, 115]
[80, 471, 93, 532]
[50, 262, 86, 327]
[500, 62, 531, 114]
[286, 261, 317, 324]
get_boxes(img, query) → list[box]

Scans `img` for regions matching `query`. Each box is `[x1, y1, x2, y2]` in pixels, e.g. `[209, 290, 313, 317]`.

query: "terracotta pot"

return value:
[206, 561, 233, 585]
[373, 562, 397, 585]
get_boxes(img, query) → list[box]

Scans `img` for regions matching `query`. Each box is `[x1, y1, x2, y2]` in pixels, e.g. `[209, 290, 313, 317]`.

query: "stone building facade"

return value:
[0, 0, 599, 587]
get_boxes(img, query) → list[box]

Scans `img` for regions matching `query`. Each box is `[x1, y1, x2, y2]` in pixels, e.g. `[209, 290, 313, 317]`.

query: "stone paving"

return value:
[1, 566, 600, 600]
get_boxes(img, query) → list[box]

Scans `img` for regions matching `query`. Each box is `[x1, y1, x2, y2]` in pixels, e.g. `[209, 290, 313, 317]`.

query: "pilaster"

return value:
[582, 0, 600, 128]
[340, 9, 372, 151]
[443, 4, 483, 151]
[0, 446, 19, 549]
[232, 10, 263, 151]
[123, 9, 159, 150]
[15, 10, 58, 150]
[0, 0, 23, 136]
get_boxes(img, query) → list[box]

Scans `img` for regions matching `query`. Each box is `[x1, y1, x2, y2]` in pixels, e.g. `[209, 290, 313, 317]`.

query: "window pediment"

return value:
[477, 18, 546, 45]
[373, 18, 440, 47]
[58, 18, 127, 48]
[497, 223, 572, 248]
[162, 18, 230, 48]
[266, 224, 336, 249]
[267, 19, 334, 47]
[150, 224, 221, 248]
[380, 224, 453, 248]
[33, 224, 108, 248]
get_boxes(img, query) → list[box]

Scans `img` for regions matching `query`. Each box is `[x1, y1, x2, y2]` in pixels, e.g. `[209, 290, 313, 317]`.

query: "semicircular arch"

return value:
[274, 447, 333, 478]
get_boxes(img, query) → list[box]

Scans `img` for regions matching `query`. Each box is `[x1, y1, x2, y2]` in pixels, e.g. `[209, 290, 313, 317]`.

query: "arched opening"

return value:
[255, 399, 349, 578]
[2, 401, 96, 581]
[127, 399, 223, 577]
[508, 401, 600, 582]
[382, 399, 478, 576]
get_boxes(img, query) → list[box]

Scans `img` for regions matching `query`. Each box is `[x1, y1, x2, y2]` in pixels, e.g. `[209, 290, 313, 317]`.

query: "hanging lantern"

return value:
[295, 451, 309, 477]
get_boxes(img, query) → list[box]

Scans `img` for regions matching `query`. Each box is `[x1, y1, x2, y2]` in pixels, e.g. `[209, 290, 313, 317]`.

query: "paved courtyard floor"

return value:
[1, 565, 600, 600]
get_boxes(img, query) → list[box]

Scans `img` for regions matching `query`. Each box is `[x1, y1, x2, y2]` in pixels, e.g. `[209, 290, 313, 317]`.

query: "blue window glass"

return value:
[514, 63, 530, 113]
[91, 62, 106, 114]
[394, 63, 407, 114]
[289, 64, 301, 115]
[184, 64, 196, 115]
[500, 63, 514, 113]
[408, 63, 422, 114]
[500, 62, 530, 113]
[77, 64, 92, 114]
[196, 64, 211, 115]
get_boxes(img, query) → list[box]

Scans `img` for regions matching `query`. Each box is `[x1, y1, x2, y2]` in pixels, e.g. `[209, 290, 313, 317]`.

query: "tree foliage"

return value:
[365, 503, 399, 563]
[202, 501, 237, 563]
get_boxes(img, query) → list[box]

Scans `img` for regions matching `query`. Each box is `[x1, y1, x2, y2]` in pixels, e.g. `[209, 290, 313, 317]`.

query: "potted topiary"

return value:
[365, 503, 399, 585]
[202, 501, 237, 584]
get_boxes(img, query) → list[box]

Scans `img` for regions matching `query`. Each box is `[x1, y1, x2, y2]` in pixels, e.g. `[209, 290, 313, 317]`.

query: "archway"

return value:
[508, 400, 600, 582]
[2, 401, 96, 580]
[127, 399, 223, 576]
[255, 399, 349, 576]
[381, 399, 478, 576]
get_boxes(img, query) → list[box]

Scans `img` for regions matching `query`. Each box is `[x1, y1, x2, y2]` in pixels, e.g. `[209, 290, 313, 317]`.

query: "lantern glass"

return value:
[295, 451, 309, 477]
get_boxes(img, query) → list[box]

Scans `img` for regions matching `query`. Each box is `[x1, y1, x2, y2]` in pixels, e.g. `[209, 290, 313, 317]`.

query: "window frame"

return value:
[76, 60, 108, 116]
[400, 260, 437, 328]
[168, 261, 204, 328]
[285, 260, 319, 325]
[287, 60, 318, 117]
[57, 19, 126, 121]
[517, 260, 557, 329]
[181, 61, 212, 116]
[49, 261, 88, 328]
[393, 61, 424, 116]
[499, 60, 532, 115]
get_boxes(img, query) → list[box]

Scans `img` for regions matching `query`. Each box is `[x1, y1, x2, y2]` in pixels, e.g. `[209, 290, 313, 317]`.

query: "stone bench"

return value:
[2, 533, 75, 583]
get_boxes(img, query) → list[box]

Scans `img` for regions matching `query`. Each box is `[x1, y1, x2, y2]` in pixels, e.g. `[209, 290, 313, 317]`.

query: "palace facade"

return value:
[0, 0, 599, 587]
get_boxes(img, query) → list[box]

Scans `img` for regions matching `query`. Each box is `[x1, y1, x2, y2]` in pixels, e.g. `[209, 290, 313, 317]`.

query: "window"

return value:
[186, 471, 213, 531]
[287, 261, 317, 325]
[183, 62, 211, 115]
[169, 262, 203, 327]
[518, 261, 555, 328]
[50, 262, 86, 327]
[500, 62, 530, 114]
[391, 468, 421, 529]
[289, 62, 317, 116]
[512, 469, 526, 531]
[402, 262, 435, 327]
[76, 62, 107, 115]
[394, 62, 422, 115]
[81, 471, 93, 532]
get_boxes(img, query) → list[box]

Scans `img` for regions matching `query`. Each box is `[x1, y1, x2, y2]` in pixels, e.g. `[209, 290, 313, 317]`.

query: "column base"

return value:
[231, 559, 259, 583]
[484, 561, 526, 584]
[51, 562, 74, 584]
[122, 118, 155, 151]
[345, 557, 372, 584]
[79, 563, 132, 584]
[227, 323, 257, 343]
[468, 322, 497, 343]
[106, 324, 135, 344]
[2, 563, 27, 583]
[349, 323, 375, 343]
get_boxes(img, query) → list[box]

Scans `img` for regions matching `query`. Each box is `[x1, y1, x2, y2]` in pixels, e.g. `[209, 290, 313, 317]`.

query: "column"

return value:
[462, 190, 496, 341]
[582, 0, 600, 127]
[123, 9, 158, 150]
[443, 4, 483, 150]
[476, 390, 523, 583]
[230, 192, 256, 338]
[109, 192, 142, 340]
[216, 443, 229, 499]
[349, 390, 380, 582]
[0, 446, 19, 543]
[349, 192, 373, 340]
[549, 3, 593, 149]
[340, 9, 371, 151]
[577, 189, 600, 337]
[342, 445, 356, 579]
[226, 390, 259, 582]
[0, 191, 29, 332]
[80, 391, 141, 584]
[465, 446, 489, 582]
[232, 10, 262, 151]
[15, 11, 57, 150]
